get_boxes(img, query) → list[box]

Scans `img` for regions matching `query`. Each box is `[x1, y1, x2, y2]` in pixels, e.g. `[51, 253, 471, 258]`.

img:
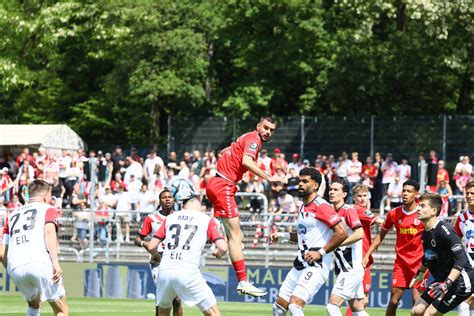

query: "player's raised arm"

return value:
[363, 228, 388, 267]
[143, 218, 166, 257]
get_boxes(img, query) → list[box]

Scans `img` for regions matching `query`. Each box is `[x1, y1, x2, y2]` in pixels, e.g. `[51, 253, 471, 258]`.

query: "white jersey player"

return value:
[327, 178, 366, 316]
[143, 179, 228, 316]
[2, 180, 69, 316]
[135, 188, 183, 316]
[271, 168, 348, 316]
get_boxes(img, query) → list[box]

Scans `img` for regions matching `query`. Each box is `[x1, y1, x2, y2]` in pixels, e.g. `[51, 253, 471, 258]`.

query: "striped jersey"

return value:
[294, 197, 341, 272]
[334, 204, 363, 275]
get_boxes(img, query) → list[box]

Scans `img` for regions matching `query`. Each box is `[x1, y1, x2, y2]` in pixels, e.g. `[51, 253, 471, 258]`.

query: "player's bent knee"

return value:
[411, 304, 426, 316]
[326, 303, 342, 316]
[272, 302, 288, 316]
[202, 304, 220, 316]
[288, 303, 304, 316]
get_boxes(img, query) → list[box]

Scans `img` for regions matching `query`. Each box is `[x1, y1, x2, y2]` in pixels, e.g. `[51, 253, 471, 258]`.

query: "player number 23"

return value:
[9, 209, 38, 236]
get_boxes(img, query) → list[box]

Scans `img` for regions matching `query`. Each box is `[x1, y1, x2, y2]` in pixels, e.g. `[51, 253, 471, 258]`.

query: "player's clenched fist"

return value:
[304, 250, 321, 264]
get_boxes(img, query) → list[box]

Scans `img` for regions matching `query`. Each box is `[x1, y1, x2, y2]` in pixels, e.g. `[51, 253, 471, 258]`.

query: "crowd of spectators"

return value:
[0, 146, 471, 250]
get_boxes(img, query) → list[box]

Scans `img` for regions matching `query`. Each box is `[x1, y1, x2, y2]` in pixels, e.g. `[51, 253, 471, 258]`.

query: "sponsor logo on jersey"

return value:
[297, 224, 307, 234]
[466, 230, 474, 239]
[431, 239, 436, 247]
[248, 142, 258, 151]
[414, 218, 420, 226]
[364, 210, 374, 217]
[424, 249, 438, 261]
[399, 227, 418, 235]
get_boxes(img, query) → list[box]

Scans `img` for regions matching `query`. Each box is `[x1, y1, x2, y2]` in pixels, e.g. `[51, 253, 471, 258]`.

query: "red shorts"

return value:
[392, 264, 428, 290]
[363, 267, 372, 293]
[206, 176, 239, 218]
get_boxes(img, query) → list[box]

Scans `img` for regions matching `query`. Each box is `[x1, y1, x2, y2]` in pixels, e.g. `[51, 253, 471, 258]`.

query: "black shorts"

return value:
[421, 271, 474, 314]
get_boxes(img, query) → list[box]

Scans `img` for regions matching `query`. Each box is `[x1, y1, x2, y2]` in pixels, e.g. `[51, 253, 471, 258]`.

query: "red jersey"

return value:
[355, 205, 380, 266]
[382, 206, 424, 270]
[217, 131, 262, 183]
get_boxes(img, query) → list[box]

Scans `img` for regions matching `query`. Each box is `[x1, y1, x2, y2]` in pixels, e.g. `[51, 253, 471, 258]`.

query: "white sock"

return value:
[288, 303, 304, 316]
[326, 303, 342, 316]
[459, 301, 470, 316]
[272, 302, 288, 316]
[27, 307, 40, 316]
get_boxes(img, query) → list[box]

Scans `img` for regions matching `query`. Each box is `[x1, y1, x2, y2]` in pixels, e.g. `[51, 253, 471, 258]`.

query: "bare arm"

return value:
[339, 226, 363, 247]
[304, 221, 348, 264]
[242, 155, 285, 183]
[363, 228, 388, 267]
[1, 244, 7, 268]
[45, 223, 62, 283]
[143, 237, 162, 257]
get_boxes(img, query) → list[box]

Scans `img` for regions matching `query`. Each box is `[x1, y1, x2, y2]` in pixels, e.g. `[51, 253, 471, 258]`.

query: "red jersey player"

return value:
[135, 188, 182, 316]
[206, 117, 285, 297]
[364, 180, 425, 316]
[346, 184, 383, 316]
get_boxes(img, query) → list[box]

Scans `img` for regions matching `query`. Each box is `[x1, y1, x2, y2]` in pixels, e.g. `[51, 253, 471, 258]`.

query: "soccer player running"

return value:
[346, 184, 384, 316]
[206, 117, 286, 297]
[326, 178, 367, 316]
[271, 168, 348, 316]
[453, 181, 474, 316]
[3, 180, 69, 316]
[144, 180, 228, 316]
[364, 179, 426, 316]
[411, 193, 474, 315]
[135, 188, 182, 316]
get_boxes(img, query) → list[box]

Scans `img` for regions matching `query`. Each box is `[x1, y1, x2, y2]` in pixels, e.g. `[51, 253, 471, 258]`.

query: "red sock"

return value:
[232, 259, 247, 282]
[346, 307, 353, 316]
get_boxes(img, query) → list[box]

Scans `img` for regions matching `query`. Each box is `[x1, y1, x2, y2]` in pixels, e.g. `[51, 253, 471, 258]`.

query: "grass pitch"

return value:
[0, 295, 455, 315]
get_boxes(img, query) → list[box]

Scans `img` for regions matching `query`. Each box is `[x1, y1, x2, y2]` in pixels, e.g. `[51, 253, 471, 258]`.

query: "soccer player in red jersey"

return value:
[346, 184, 383, 316]
[363, 179, 425, 316]
[206, 117, 286, 297]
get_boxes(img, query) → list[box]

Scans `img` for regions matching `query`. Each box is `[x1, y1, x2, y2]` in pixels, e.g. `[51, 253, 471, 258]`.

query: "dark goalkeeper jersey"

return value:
[422, 220, 472, 282]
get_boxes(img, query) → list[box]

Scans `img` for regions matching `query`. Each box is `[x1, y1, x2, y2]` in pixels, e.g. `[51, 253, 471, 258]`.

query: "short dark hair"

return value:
[159, 188, 173, 200]
[419, 192, 443, 216]
[259, 116, 277, 126]
[332, 177, 349, 201]
[466, 181, 474, 191]
[403, 179, 420, 192]
[299, 167, 322, 185]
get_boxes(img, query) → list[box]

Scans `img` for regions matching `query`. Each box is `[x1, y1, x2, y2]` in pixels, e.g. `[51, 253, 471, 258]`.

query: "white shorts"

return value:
[150, 263, 160, 284]
[10, 262, 65, 302]
[278, 266, 328, 304]
[156, 268, 216, 311]
[331, 270, 365, 301]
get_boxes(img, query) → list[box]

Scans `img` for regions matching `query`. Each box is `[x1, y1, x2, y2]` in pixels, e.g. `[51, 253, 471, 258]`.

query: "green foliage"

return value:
[0, 0, 471, 146]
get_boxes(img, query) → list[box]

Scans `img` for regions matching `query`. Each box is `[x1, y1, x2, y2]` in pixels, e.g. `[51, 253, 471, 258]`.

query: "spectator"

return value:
[257, 149, 272, 179]
[386, 176, 403, 210]
[192, 150, 205, 177]
[0, 196, 7, 226]
[274, 190, 296, 226]
[58, 149, 72, 192]
[0, 167, 13, 203]
[287, 153, 303, 175]
[455, 167, 470, 212]
[51, 176, 65, 209]
[76, 202, 90, 254]
[270, 148, 288, 176]
[246, 176, 265, 222]
[95, 198, 111, 248]
[178, 160, 190, 178]
[114, 184, 132, 243]
[111, 146, 126, 175]
[127, 174, 141, 212]
[137, 183, 156, 217]
[124, 156, 143, 184]
[381, 153, 397, 194]
[7, 194, 22, 210]
[110, 173, 126, 193]
[143, 150, 166, 186]
[346, 151, 362, 203]
[396, 157, 411, 182]
[43, 155, 60, 184]
[286, 168, 300, 198]
[436, 180, 453, 217]
[435, 160, 450, 186]
[102, 186, 117, 209]
[166, 151, 179, 173]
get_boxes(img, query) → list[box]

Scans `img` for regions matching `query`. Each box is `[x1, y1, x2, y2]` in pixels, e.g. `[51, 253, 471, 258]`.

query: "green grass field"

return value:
[1, 295, 448, 316]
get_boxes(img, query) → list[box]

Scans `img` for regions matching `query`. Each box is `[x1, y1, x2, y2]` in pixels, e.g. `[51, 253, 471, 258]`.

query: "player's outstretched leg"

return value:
[223, 217, 267, 297]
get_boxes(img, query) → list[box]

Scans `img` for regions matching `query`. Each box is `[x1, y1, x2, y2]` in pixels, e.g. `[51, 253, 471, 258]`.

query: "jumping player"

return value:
[135, 188, 182, 316]
[144, 180, 228, 316]
[3, 180, 69, 316]
[364, 179, 426, 316]
[271, 168, 348, 316]
[326, 178, 366, 316]
[411, 193, 474, 315]
[346, 184, 384, 316]
[206, 117, 286, 297]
